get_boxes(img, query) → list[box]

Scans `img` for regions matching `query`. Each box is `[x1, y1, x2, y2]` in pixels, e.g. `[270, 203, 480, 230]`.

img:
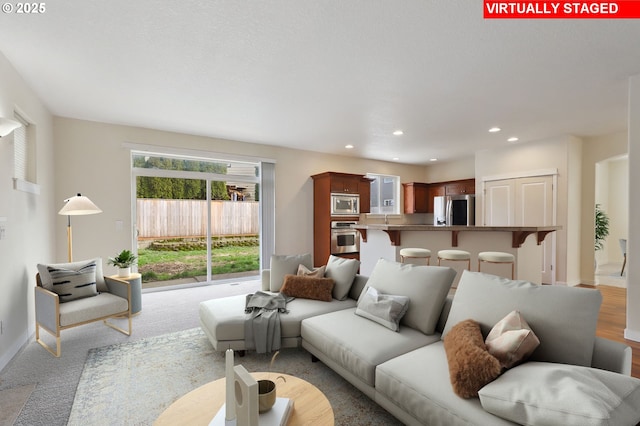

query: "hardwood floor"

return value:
[581, 284, 640, 378]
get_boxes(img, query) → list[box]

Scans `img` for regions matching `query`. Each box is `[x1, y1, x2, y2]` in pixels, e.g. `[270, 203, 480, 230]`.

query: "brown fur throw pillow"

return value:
[443, 319, 502, 398]
[280, 274, 335, 302]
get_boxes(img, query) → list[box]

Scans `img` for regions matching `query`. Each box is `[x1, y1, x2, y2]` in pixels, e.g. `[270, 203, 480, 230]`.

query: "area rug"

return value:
[68, 328, 401, 425]
[0, 384, 35, 426]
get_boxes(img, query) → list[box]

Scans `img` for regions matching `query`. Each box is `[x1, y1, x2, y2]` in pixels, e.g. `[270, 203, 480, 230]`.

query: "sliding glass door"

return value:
[132, 152, 260, 289]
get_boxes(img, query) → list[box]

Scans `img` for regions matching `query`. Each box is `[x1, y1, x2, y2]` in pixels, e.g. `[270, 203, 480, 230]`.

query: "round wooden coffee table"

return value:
[154, 372, 334, 425]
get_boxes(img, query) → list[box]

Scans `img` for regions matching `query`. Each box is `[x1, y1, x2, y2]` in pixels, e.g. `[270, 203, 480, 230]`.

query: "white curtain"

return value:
[260, 161, 275, 270]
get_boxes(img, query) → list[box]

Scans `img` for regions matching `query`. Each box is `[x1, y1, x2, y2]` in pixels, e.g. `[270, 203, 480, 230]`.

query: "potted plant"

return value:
[595, 204, 610, 269]
[108, 249, 138, 277]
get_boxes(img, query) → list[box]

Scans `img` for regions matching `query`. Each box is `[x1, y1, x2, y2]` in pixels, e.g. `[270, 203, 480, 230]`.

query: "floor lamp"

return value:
[58, 193, 102, 262]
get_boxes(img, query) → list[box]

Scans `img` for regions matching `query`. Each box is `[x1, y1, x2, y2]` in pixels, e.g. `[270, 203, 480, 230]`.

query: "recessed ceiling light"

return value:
[393, 130, 404, 136]
[489, 127, 501, 133]
[507, 137, 519, 142]
[345, 144, 354, 149]
[430, 158, 438, 162]
[392, 157, 400, 161]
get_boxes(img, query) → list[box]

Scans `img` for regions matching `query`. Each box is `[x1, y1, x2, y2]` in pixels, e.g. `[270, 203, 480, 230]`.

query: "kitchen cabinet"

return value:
[330, 175, 360, 193]
[311, 172, 372, 266]
[403, 183, 430, 214]
[403, 179, 475, 214]
[445, 179, 476, 195]
[358, 177, 372, 214]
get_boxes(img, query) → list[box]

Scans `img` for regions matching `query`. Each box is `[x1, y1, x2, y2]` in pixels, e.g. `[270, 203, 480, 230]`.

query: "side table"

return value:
[109, 273, 142, 315]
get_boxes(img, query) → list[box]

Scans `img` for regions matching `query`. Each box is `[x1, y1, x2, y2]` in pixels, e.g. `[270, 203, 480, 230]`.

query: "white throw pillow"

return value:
[269, 254, 313, 292]
[38, 257, 107, 292]
[324, 255, 360, 300]
[479, 362, 640, 426]
[359, 258, 455, 335]
[355, 287, 409, 332]
[47, 260, 98, 302]
[485, 310, 540, 369]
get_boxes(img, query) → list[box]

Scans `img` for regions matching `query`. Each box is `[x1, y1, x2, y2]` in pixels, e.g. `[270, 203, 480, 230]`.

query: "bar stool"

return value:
[437, 250, 471, 270]
[478, 251, 515, 279]
[400, 248, 431, 265]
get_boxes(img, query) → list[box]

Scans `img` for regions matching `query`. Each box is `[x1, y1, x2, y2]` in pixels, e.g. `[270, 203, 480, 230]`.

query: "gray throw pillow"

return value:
[47, 260, 98, 302]
[355, 286, 409, 332]
[325, 255, 360, 300]
[269, 254, 313, 292]
[442, 271, 602, 367]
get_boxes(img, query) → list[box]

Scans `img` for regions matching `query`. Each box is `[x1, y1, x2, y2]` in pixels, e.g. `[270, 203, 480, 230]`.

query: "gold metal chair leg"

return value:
[104, 315, 132, 336]
[35, 323, 61, 357]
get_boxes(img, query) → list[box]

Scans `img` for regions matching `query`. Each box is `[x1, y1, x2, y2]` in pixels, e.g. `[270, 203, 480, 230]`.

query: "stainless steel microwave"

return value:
[331, 193, 360, 216]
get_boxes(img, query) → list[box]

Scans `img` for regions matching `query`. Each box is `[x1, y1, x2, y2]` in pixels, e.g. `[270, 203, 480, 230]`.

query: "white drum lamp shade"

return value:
[58, 193, 102, 261]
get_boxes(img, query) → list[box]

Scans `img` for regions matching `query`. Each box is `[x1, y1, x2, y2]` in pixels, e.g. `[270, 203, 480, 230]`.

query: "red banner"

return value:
[484, 1, 640, 18]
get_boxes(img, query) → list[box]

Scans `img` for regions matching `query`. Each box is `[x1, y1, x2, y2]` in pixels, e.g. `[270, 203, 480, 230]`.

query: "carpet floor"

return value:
[0, 279, 402, 425]
[68, 328, 401, 425]
[0, 279, 261, 425]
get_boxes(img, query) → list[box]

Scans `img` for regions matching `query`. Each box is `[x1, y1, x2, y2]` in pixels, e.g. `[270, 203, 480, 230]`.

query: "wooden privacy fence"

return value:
[137, 199, 259, 238]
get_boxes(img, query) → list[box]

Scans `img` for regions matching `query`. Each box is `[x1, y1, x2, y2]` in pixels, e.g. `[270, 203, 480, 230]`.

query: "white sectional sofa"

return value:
[200, 256, 640, 425]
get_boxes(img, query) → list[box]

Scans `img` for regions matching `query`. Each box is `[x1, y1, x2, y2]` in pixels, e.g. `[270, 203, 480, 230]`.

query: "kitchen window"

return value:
[367, 173, 400, 215]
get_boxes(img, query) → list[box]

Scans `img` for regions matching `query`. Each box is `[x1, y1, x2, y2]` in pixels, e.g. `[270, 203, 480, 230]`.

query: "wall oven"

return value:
[330, 221, 360, 254]
[331, 193, 360, 216]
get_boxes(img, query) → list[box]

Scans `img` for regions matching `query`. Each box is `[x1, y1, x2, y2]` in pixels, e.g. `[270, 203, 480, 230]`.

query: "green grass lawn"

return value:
[138, 245, 259, 282]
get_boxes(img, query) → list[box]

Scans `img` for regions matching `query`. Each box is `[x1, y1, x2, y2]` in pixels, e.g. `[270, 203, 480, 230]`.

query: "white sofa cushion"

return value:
[301, 308, 439, 386]
[269, 254, 313, 292]
[479, 362, 640, 426]
[325, 255, 360, 300]
[375, 342, 515, 426]
[59, 292, 128, 327]
[442, 271, 602, 367]
[358, 259, 455, 335]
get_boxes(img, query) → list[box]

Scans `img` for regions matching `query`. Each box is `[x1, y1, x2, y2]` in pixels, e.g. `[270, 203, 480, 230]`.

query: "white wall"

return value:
[0, 52, 55, 370]
[595, 157, 628, 266]
[52, 117, 428, 274]
[626, 74, 640, 341]
[424, 156, 475, 182]
[580, 132, 628, 285]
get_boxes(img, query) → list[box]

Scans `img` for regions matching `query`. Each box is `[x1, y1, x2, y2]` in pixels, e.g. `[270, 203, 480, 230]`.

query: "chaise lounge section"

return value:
[199, 254, 366, 352]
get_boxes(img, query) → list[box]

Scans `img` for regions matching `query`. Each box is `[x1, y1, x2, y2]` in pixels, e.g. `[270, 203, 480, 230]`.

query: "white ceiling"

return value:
[1, 1, 639, 165]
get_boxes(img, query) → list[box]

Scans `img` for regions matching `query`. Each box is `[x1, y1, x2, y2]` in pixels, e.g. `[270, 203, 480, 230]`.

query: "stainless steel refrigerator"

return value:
[433, 194, 476, 226]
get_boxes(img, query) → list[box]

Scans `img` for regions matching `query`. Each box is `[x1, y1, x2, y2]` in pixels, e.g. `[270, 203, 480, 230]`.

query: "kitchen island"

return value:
[352, 224, 560, 284]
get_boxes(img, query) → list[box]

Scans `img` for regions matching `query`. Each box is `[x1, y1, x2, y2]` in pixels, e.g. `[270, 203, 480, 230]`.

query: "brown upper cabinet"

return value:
[311, 172, 372, 214]
[403, 178, 475, 214]
[445, 179, 476, 195]
[329, 174, 360, 193]
[402, 183, 429, 214]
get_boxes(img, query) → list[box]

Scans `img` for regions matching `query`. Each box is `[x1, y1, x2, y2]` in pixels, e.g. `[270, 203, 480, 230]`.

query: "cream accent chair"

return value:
[35, 258, 132, 357]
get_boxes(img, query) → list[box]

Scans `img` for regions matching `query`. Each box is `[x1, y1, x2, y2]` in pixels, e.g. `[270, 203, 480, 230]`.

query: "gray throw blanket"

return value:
[244, 291, 291, 354]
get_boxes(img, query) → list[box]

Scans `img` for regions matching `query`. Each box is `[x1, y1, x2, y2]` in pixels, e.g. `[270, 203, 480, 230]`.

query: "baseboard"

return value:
[0, 330, 30, 373]
[624, 328, 640, 343]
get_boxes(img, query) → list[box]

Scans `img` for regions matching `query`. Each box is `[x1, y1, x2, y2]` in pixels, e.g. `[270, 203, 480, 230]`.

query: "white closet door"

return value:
[484, 180, 515, 226]
[484, 175, 555, 283]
